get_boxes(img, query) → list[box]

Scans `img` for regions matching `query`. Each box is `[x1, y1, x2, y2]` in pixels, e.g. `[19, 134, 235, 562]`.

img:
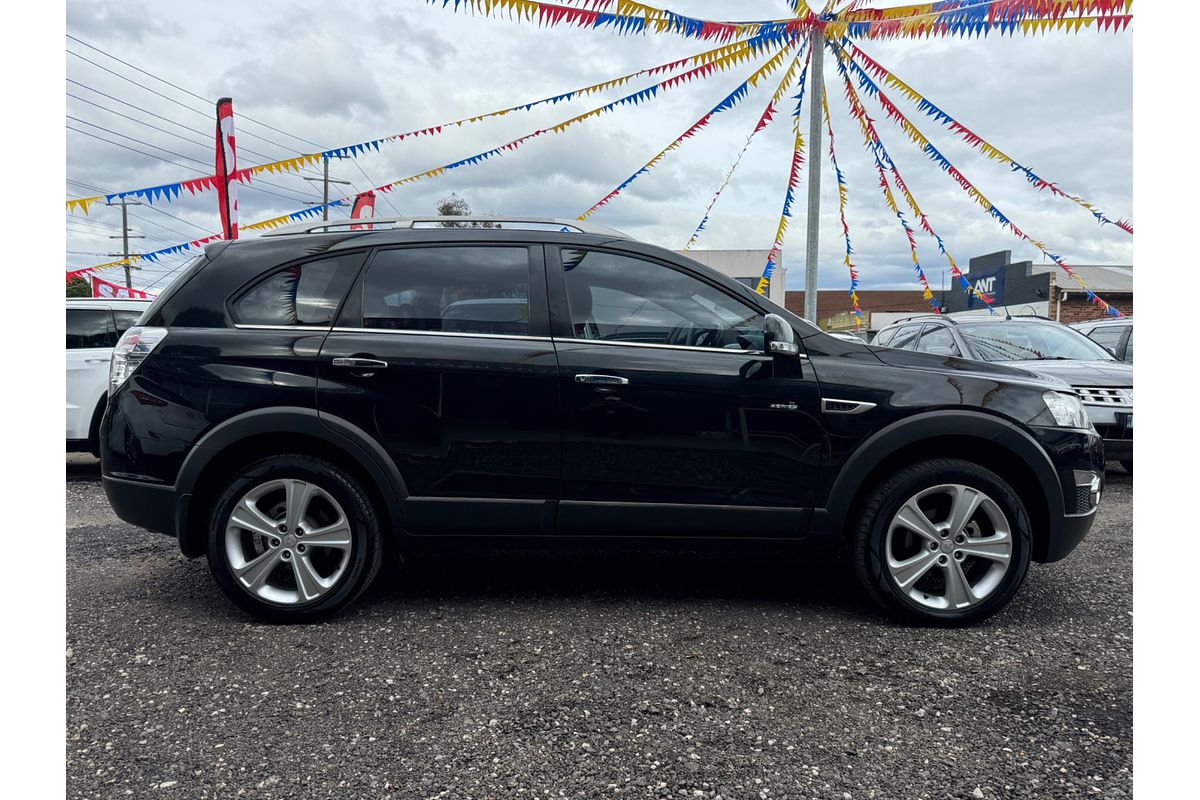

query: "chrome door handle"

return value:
[332, 357, 388, 369]
[575, 374, 629, 385]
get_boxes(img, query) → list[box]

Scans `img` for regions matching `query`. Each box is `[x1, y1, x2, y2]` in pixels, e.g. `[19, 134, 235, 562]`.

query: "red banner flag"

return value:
[215, 97, 238, 240]
[350, 191, 377, 230]
[91, 275, 154, 299]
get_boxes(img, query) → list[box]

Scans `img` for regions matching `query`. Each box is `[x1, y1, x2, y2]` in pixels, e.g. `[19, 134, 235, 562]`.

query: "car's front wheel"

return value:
[851, 458, 1032, 626]
[206, 455, 384, 623]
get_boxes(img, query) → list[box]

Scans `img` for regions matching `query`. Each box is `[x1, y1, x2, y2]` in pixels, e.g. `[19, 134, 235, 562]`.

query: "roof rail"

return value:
[259, 216, 631, 239]
[888, 313, 952, 326]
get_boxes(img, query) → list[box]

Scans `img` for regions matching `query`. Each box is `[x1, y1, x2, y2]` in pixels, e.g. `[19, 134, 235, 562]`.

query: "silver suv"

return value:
[1072, 317, 1133, 363]
[872, 315, 1132, 473]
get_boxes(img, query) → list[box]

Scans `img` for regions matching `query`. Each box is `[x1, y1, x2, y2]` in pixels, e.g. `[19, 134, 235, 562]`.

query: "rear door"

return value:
[546, 246, 824, 537]
[66, 306, 115, 441]
[317, 243, 561, 534]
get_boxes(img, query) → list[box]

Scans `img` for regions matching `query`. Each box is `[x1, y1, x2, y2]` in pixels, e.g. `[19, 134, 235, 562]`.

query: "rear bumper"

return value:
[102, 475, 178, 538]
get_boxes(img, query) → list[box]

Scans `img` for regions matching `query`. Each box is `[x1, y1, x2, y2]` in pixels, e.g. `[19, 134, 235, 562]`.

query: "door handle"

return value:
[575, 374, 629, 385]
[332, 357, 388, 369]
[84, 357, 111, 363]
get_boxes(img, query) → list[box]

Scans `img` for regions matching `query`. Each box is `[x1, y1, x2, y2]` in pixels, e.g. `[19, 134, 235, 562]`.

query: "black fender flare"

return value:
[174, 407, 407, 557]
[814, 409, 1065, 542]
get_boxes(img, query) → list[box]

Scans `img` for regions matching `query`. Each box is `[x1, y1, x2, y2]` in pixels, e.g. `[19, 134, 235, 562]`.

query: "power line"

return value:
[67, 125, 207, 173]
[139, 203, 211, 233]
[66, 33, 330, 153]
[67, 46, 326, 174]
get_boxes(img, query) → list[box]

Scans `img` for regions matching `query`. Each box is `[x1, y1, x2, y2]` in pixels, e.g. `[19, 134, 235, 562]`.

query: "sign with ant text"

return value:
[91, 275, 155, 300]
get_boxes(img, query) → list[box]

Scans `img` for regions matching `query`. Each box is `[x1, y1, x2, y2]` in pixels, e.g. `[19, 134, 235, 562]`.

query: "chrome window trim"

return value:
[233, 323, 333, 332]
[329, 326, 552, 343]
[552, 337, 779, 357]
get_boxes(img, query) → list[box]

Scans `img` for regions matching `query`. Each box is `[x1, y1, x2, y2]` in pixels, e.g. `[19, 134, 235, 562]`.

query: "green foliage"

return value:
[67, 276, 91, 297]
[435, 193, 498, 228]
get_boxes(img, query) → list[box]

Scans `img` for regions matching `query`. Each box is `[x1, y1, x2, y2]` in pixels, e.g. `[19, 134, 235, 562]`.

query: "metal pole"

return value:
[803, 28, 824, 324]
[121, 199, 132, 288]
[322, 156, 330, 221]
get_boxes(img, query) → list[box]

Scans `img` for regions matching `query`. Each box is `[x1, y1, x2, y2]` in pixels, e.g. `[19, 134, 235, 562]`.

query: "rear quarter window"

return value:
[66, 308, 115, 349]
[232, 254, 364, 326]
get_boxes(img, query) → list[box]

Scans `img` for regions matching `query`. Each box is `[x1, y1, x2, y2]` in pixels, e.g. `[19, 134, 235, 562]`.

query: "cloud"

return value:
[66, 0, 1133, 295]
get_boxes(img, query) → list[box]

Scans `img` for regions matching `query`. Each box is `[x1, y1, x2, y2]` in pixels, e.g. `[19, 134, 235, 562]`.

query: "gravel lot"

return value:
[66, 456, 1132, 799]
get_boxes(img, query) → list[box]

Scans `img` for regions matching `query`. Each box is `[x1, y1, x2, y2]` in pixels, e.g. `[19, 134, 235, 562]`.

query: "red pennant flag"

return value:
[350, 191, 377, 231]
[215, 97, 238, 240]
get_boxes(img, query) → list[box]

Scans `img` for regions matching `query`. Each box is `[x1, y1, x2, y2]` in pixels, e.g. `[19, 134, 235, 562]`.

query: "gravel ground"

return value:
[66, 456, 1132, 799]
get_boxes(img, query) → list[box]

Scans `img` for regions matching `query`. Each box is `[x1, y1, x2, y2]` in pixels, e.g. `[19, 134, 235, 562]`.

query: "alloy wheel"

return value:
[884, 483, 1013, 612]
[223, 479, 353, 605]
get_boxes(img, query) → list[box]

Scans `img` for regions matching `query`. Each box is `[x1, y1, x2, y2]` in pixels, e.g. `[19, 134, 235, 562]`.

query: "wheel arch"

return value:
[175, 408, 406, 558]
[816, 410, 1065, 562]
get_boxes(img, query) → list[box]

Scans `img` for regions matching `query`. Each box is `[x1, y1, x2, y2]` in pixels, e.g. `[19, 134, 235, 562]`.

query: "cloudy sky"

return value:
[65, 0, 1132, 295]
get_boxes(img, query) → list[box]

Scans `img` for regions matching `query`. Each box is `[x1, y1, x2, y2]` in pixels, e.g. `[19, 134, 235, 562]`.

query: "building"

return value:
[784, 289, 931, 332]
[680, 249, 787, 306]
[938, 251, 1133, 323]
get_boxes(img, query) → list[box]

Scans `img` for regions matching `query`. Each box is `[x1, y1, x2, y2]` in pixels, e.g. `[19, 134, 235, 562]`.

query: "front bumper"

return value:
[1085, 404, 1133, 461]
[1030, 426, 1106, 563]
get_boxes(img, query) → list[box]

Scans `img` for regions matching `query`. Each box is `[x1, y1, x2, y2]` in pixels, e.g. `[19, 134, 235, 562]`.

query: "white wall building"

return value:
[678, 249, 787, 306]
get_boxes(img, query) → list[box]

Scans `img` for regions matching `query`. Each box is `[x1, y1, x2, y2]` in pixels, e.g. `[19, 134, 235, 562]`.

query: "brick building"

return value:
[784, 289, 931, 330]
[938, 250, 1133, 323]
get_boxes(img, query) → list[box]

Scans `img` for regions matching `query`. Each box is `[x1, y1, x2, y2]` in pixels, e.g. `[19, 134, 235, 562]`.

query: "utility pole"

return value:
[803, 27, 825, 324]
[303, 156, 351, 221]
[106, 197, 145, 289]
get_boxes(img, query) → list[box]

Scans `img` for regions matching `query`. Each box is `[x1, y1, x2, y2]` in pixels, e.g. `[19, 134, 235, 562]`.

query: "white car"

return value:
[67, 297, 152, 455]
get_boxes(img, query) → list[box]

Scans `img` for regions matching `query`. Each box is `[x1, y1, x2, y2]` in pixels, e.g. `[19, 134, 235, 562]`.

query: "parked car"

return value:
[67, 297, 151, 456]
[872, 315, 1132, 472]
[1072, 317, 1133, 363]
[102, 217, 1103, 625]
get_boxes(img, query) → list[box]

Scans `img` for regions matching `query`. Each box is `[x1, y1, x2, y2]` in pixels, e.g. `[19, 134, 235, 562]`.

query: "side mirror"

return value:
[764, 313, 800, 357]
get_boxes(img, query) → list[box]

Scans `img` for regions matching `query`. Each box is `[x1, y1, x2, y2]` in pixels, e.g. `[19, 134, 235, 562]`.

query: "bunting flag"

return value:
[829, 41, 994, 313]
[427, 0, 817, 43]
[845, 46, 1124, 317]
[350, 191, 377, 230]
[65, 35, 783, 214]
[820, 82, 865, 328]
[430, 0, 1130, 41]
[214, 98, 238, 240]
[579, 40, 800, 220]
[846, 40, 1131, 234]
[830, 0, 1133, 40]
[755, 48, 814, 296]
[683, 37, 809, 251]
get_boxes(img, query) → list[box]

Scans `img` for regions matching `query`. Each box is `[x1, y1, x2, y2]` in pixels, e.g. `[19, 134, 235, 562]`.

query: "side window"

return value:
[1088, 325, 1125, 353]
[1121, 328, 1133, 362]
[232, 254, 363, 326]
[559, 249, 764, 351]
[915, 325, 961, 356]
[888, 324, 923, 350]
[67, 308, 115, 349]
[112, 310, 144, 337]
[362, 247, 531, 335]
[873, 328, 896, 347]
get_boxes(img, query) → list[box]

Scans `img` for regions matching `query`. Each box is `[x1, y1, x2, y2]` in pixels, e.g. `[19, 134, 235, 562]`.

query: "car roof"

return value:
[67, 297, 152, 310]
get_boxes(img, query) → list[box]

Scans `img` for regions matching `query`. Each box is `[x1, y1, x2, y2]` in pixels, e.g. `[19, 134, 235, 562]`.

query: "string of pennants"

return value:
[65, 33, 787, 216]
[69, 1, 1132, 319]
[430, 0, 1132, 41]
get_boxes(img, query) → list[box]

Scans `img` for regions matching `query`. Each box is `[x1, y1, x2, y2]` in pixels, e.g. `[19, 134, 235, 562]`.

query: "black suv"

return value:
[101, 217, 1104, 625]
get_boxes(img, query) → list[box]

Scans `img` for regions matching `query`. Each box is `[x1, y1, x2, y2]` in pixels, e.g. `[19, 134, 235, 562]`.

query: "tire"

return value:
[1120, 459, 1132, 474]
[851, 458, 1032, 626]
[206, 454, 385, 623]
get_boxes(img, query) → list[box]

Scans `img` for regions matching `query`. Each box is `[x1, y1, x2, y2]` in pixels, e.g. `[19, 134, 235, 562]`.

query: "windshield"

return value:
[956, 320, 1116, 362]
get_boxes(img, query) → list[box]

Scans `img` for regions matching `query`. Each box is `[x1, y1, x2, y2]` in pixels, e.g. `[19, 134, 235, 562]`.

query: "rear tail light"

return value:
[110, 327, 168, 394]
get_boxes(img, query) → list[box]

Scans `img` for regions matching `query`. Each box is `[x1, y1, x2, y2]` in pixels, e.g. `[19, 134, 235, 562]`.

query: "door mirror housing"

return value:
[764, 313, 800, 357]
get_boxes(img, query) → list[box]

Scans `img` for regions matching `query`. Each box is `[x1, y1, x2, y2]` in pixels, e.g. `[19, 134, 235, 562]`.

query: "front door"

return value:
[66, 306, 116, 442]
[318, 243, 561, 534]
[546, 247, 824, 536]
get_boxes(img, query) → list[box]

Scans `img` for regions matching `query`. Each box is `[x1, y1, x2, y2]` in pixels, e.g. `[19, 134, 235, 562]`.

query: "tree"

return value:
[67, 276, 91, 297]
[435, 193, 498, 228]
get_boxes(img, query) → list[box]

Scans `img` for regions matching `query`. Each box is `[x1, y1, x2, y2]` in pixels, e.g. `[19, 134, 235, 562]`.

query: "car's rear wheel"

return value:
[851, 458, 1032, 626]
[206, 455, 384, 623]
